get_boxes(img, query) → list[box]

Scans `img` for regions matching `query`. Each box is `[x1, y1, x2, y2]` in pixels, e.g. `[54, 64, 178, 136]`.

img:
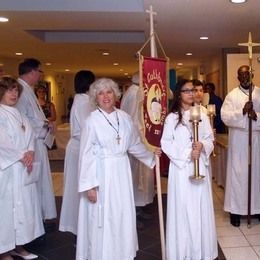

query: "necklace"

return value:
[0, 105, 25, 131]
[98, 108, 121, 144]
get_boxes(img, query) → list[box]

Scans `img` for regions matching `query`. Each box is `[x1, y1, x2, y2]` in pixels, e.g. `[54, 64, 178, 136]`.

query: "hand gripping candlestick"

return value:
[189, 106, 205, 180]
[207, 104, 217, 157]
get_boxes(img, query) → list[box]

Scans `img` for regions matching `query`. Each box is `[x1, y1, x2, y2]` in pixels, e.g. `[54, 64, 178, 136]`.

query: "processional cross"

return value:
[238, 32, 260, 228]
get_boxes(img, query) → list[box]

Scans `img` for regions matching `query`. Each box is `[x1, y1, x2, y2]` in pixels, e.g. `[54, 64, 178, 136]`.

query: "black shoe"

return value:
[43, 221, 56, 232]
[230, 213, 241, 227]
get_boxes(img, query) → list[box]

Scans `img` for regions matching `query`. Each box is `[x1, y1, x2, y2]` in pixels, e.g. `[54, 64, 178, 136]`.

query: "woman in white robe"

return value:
[59, 70, 95, 235]
[76, 78, 160, 260]
[0, 76, 44, 260]
[161, 79, 218, 260]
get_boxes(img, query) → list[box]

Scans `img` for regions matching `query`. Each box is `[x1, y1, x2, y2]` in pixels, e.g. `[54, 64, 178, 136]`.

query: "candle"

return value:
[190, 106, 201, 121]
[207, 104, 216, 115]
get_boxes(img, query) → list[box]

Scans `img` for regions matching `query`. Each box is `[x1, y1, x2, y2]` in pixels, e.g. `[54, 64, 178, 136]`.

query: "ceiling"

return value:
[0, 0, 260, 82]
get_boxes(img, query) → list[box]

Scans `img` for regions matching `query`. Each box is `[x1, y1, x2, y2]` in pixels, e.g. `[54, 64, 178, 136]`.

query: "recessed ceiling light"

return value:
[177, 63, 183, 66]
[186, 52, 192, 56]
[124, 72, 128, 76]
[0, 17, 9, 22]
[15, 52, 23, 56]
[45, 62, 52, 66]
[102, 52, 109, 56]
[119, 69, 124, 72]
[65, 69, 70, 72]
[229, 0, 247, 3]
[113, 62, 119, 66]
[200, 36, 208, 40]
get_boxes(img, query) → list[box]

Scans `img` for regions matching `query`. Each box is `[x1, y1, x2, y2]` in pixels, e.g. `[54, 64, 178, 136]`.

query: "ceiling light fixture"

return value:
[102, 52, 109, 56]
[200, 36, 208, 40]
[177, 62, 183, 66]
[113, 62, 119, 66]
[65, 69, 70, 72]
[186, 52, 192, 56]
[0, 17, 9, 22]
[15, 52, 23, 56]
[45, 62, 52, 66]
[229, 0, 247, 3]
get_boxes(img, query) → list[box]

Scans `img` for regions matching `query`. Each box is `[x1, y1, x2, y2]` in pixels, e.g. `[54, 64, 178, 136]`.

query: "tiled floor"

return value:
[24, 159, 260, 259]
[213, 183, 260, 260]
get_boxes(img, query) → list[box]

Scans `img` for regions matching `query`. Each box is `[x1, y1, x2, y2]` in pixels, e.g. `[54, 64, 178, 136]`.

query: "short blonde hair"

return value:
[89, 78, 121, 106]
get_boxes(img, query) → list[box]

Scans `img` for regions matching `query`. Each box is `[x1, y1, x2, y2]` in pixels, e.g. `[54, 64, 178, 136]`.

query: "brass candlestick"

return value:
[207, 104, 217, 157]
[189, 106, 205, 181]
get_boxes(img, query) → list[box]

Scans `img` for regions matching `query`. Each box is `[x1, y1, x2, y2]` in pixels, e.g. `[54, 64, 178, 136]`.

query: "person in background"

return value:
[0, 76, 44, 260]
[16, 58, 57, 223]
[36, 84, 56, 123]
[76, 78, 161, 260]
[161, 79, 217, 260]
[121, 73, 155, 229]
[221, 65, 260, 227]
[192, 79, 208, 114]
[67, 95, 74, 121]
[205, 82, 225, 133]
[59, 70, 95, 235]
[36, 84, 57, 149]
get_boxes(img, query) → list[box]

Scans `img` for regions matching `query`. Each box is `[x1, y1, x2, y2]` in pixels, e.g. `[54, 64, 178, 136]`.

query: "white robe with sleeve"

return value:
[0, 105, 44, 254]
[59, 93, 94, 234]
[76, 108, 155, 260]
[221, 86, 260, 215]
[121, 84, 155, 206]
[161, 110, 218, 260]
[16, 78, 57, 220]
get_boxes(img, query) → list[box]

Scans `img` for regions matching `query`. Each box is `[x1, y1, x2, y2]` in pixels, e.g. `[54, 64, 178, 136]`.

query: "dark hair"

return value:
[0, 76, 23, 101]
[171, 79, 192, 128]
[18, 58, 41, 76]
[74, 70, 95, 94]
[205, 82, 215, 92]
[192, 79, 203, 87]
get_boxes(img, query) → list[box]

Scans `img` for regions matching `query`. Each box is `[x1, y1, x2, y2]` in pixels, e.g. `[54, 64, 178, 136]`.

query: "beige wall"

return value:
[227, 53, 260, 93]
[0, 56, 75, 125]
[44, 73, 74, 125]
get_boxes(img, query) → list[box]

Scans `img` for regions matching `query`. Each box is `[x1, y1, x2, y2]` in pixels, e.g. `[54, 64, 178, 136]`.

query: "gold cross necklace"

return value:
[98, 108, 121, 144]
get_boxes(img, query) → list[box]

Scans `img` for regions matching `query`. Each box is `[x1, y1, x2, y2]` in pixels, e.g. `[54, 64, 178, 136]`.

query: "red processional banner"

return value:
[140, 56, 168, 150]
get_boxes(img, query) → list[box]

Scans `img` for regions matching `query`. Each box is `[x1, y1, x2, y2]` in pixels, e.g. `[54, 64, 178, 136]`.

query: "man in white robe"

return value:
[16, 58, 57, 220]
[0, 102, 44, 256]
[221, 65, 260, 227]
[121, 73, 155, 219]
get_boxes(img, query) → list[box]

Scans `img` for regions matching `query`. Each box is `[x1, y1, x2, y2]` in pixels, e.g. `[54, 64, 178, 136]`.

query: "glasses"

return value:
[34, 69, 43, 73]
[181, 88, 195, 94]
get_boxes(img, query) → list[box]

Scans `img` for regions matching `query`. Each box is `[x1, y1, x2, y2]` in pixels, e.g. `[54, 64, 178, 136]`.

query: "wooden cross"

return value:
[146, 5, 157, 58]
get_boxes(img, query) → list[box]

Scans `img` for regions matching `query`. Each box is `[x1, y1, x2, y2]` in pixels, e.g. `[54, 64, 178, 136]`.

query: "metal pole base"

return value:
[189, 175, 205, 181]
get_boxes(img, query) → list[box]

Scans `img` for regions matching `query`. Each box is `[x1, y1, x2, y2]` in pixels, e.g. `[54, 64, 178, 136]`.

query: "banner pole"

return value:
[155, 155, 166, 260]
